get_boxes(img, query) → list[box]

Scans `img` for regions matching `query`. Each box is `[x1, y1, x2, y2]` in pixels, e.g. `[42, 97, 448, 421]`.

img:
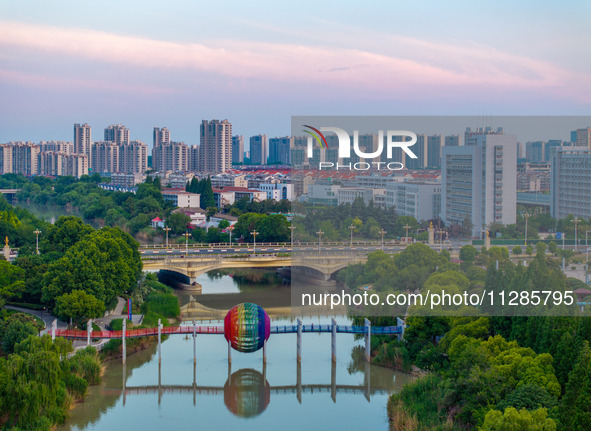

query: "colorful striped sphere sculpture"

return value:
[224, 303, 271, 353]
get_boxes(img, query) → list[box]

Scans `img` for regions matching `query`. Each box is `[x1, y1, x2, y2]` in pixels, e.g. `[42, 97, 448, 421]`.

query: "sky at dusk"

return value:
[1, 0, 590, 148]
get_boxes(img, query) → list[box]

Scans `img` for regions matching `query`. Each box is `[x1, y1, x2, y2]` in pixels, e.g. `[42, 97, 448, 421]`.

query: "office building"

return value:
[250, 134, 268, 165]
[551, 147, 591, 219]
[573, 127, 591, 149]
[386, 181, 441, 221]
[442, 127, 517, 236]
[199, 119, 232, 173]
[74, 123, 92, 157]
[232, 135, 244, 164]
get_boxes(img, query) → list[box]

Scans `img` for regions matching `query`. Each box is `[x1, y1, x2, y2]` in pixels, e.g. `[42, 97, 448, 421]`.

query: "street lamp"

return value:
[183, 231, 191, 255]
[251, 230, 259, 254]
[586, 230, 591, 269]
[403, 225, 411, 244]
[523, 213, 530, 246]
[163, 227, 171, 249]
[349, 224, 355, 248]
[33, 229, 41, 254]
[316, 230, 324, 254]
[379, 229, 386, 251]
[574, 217, 580, 251]
[228, 225, 234, 245]
[288, 225, 296, 247]
[438, 229, 445, 251]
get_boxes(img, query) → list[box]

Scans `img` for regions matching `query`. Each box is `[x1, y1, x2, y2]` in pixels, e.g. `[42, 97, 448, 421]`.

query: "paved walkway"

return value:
[4, 305, 67, 335]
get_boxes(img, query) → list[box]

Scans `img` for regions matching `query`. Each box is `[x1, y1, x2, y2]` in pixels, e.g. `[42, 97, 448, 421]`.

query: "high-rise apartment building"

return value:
[0, 145, 13, 174]
[199, 119, 232, 173]
[41, 141, 74, 154]
[153, 141, 189, 172]
[38, 152, 88, 178]
[406, 134, 426, 169]
[249, 134, 268, 165]
[573, 127, 591, 149]
[189, 146, 199, 172]
[11, 142, 40, 176]
[426, 135, 444, 168]
[119, 140, 148, 174]
[269, 136, 291, 164]
[445, 135, 461, 147]
[91, 142, 120, 174]
[551, 147, 591, 219]
[442, 127, 517, 236]
[104, 124, 130, 144]
[153, 127, 171, 146]
[74, 123, 91, 157]
[232, 135, 244, 164]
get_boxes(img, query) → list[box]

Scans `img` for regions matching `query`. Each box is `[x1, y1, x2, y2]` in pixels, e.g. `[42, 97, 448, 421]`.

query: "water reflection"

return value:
[224, 368, 271, 418]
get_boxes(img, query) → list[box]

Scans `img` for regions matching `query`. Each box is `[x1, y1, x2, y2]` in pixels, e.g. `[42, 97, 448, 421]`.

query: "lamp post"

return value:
[251, 230, 259, 254]
[586, 230, 591, 270]
[379, 229, 386, 251]
[33, 229, 41, 254]
[574, 217, 580, 251]
[349, 224, 355, 249]
[403, 225, 411, 244]
[316, 230, 324, 254]
[163, 227, 171, 249]
[523, 213, 530, 246]
[228, 226, 234, 245]
[288, 225, 296, 247]
[438, 229, 445, 251]
[183, 231, 191, 255]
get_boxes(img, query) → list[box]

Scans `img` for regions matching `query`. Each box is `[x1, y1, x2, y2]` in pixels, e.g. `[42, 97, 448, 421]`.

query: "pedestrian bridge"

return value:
[142, 254, 368, 283]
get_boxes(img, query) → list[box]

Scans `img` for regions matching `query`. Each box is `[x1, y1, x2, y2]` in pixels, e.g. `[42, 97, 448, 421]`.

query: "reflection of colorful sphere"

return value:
[224, 368, 271, 418]
[224, 303, 271, 353]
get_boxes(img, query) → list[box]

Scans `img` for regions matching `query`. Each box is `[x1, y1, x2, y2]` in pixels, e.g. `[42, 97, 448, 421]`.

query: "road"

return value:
[4, 305, 67, 334]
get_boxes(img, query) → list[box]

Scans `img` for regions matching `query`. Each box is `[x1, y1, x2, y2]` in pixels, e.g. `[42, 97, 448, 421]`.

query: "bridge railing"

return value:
[138, 240, 416, 250]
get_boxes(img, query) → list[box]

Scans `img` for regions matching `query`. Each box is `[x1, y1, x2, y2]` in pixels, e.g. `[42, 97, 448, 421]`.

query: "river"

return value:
[58, 270, 414, 431]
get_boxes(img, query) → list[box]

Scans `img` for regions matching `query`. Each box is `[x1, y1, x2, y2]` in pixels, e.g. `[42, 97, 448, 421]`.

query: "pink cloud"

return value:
[0, 20, 589, 102]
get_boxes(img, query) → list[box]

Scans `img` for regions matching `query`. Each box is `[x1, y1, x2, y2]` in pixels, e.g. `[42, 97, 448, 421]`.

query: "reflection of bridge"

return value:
[142, 253, 369, 282]
[114, 361, 384, 410]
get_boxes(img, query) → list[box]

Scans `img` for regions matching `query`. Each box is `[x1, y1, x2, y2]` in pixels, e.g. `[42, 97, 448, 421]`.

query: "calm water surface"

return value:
[58, 272, 414, 431]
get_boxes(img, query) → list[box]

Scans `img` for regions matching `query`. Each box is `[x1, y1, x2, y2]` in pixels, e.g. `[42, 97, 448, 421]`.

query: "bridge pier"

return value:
[364, 360, 371, 402]
[158, 363, 162, 405]
[87, 319, 92, 346]
[263, 339, 267, 364]
[122, 319, 126, 365]
[158, 319, 162, 365]
[51, 319, 56, 342]
[364, 319, 371, 362]
[297, 318, 302, 363]
[331, 318, 337, 362]
[396, 317, 405, 341]
[228, 340, 232, 366]
[122, 362, 127, 406]
[193, 361, 196, 406]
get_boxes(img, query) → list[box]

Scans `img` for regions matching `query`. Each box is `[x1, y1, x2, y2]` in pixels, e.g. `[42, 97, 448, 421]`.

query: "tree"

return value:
[200, 177, 215, 209]
[54, 290, 105, 327]
[44, 216, 94, 253]
[1, 318, 38, 353]
[167, 212, 191, 235]
[526, 245, 534, 256]
[460, 245, 478, 263]
[513, 246, 522, 256]
[42, 228, 142, 307]
[0, 260, 25, 301]
[547, 241, 557, 255]
[481, 408, 556, 431]
[560, 341, 591, 430]
[218, 219, 230, 229]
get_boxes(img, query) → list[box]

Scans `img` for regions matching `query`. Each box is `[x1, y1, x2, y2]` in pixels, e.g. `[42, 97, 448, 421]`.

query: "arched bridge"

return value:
[142, 254, 368, 283]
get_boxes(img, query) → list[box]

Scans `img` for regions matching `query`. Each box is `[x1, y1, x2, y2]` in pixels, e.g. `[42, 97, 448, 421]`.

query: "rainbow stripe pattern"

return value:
[224, 303, 271, 353]
[303, 125, 328, 148]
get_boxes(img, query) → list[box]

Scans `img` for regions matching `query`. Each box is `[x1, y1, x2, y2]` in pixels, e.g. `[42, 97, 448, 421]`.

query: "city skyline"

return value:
[1, 1, 591, 145]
